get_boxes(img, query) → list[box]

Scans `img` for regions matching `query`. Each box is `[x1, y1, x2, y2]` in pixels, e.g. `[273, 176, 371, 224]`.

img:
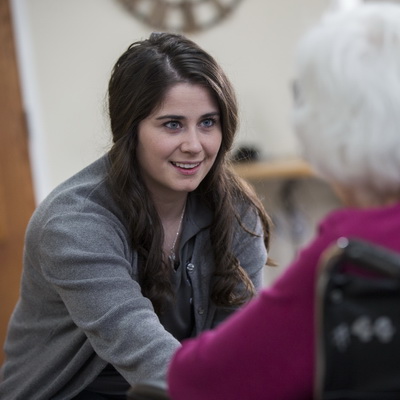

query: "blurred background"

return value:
[10, 0, 337, 201]
[1, 0, 358, 363]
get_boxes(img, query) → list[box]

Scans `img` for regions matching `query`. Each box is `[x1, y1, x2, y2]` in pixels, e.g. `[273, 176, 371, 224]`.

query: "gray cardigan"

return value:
[0, 155, 267, 399]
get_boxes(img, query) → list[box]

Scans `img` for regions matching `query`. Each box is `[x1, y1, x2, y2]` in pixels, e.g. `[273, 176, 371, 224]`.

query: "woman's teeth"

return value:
[173, 162, 200, 169]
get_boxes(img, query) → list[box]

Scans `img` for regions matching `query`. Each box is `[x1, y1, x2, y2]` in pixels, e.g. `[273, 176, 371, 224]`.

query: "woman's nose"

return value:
[180, 127, 202, 153]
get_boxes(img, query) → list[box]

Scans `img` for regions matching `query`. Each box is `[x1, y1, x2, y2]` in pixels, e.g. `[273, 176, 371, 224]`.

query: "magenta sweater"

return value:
[168, 202, 400, 400]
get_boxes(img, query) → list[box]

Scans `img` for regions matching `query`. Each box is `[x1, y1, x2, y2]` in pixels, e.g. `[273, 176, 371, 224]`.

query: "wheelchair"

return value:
[127, 237, 400, 400]
[315, 237, 400, 399]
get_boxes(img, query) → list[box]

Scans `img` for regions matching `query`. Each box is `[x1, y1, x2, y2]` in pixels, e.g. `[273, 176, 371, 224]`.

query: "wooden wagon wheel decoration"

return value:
[117, 0, 244, 33]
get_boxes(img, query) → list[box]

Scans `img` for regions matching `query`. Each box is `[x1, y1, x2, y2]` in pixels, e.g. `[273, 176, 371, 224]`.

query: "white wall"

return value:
[11, 0, 331, 203]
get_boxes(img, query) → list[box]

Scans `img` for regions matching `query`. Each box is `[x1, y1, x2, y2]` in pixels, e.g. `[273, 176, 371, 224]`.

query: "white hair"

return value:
[292, 1, 400, 195]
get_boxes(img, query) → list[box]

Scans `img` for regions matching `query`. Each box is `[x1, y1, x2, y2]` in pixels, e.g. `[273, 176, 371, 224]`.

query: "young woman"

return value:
[166, 3, 400, 399]
[0, 33, 271, 399]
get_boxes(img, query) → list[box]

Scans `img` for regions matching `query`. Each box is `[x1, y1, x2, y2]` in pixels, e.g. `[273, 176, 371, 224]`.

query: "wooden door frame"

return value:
[0, 0, 36, 364]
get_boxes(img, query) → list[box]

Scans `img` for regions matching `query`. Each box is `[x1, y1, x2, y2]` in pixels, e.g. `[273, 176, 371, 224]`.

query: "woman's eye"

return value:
[165, 121, 181, 130]
[201, 118, 216, 128]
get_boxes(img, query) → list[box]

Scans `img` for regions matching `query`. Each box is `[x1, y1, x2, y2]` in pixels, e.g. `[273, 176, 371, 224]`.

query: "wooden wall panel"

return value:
[0, 0, 36, 364]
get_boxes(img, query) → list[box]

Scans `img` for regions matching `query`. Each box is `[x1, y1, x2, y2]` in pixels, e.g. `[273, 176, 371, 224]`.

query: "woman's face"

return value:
[137, 83, 222, 200]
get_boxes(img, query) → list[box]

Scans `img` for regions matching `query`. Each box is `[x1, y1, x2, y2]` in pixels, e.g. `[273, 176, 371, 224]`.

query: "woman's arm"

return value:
[37, 211, 181, 385]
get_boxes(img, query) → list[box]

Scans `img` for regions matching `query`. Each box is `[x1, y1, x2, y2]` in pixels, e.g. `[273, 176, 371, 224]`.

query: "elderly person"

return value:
[166, 2, 400, 399]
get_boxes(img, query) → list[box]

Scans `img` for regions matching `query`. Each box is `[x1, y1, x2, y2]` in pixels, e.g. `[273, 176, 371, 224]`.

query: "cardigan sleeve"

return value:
[37, 210, 181, 385]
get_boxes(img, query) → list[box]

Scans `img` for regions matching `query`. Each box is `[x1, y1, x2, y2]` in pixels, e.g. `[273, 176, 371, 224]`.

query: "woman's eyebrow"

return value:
[202, 112, 220, 118]
[156, 114, 185, 120]
[155, 111, 220, 120]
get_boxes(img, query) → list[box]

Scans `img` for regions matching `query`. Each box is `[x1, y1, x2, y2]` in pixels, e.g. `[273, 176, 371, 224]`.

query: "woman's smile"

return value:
[171, 161, 202, 175]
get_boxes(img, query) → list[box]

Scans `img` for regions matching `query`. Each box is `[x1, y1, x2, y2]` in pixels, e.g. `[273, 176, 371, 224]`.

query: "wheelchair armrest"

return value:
[127, 379, 170, 400]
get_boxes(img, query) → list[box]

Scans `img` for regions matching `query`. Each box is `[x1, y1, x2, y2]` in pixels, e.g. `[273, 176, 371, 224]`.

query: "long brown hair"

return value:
[107, 32, 272, 314]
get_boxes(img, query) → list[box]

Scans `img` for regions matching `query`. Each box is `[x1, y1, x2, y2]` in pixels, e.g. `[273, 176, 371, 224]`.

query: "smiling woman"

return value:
[0, 32, 273, 399]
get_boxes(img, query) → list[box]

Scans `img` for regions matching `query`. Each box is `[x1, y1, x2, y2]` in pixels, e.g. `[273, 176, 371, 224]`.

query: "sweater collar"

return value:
[180, 192, 213, 245]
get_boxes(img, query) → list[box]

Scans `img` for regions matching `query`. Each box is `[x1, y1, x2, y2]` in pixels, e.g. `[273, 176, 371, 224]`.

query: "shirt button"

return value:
[186, 263, 195, 272]
[197, 307, 204, 315]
